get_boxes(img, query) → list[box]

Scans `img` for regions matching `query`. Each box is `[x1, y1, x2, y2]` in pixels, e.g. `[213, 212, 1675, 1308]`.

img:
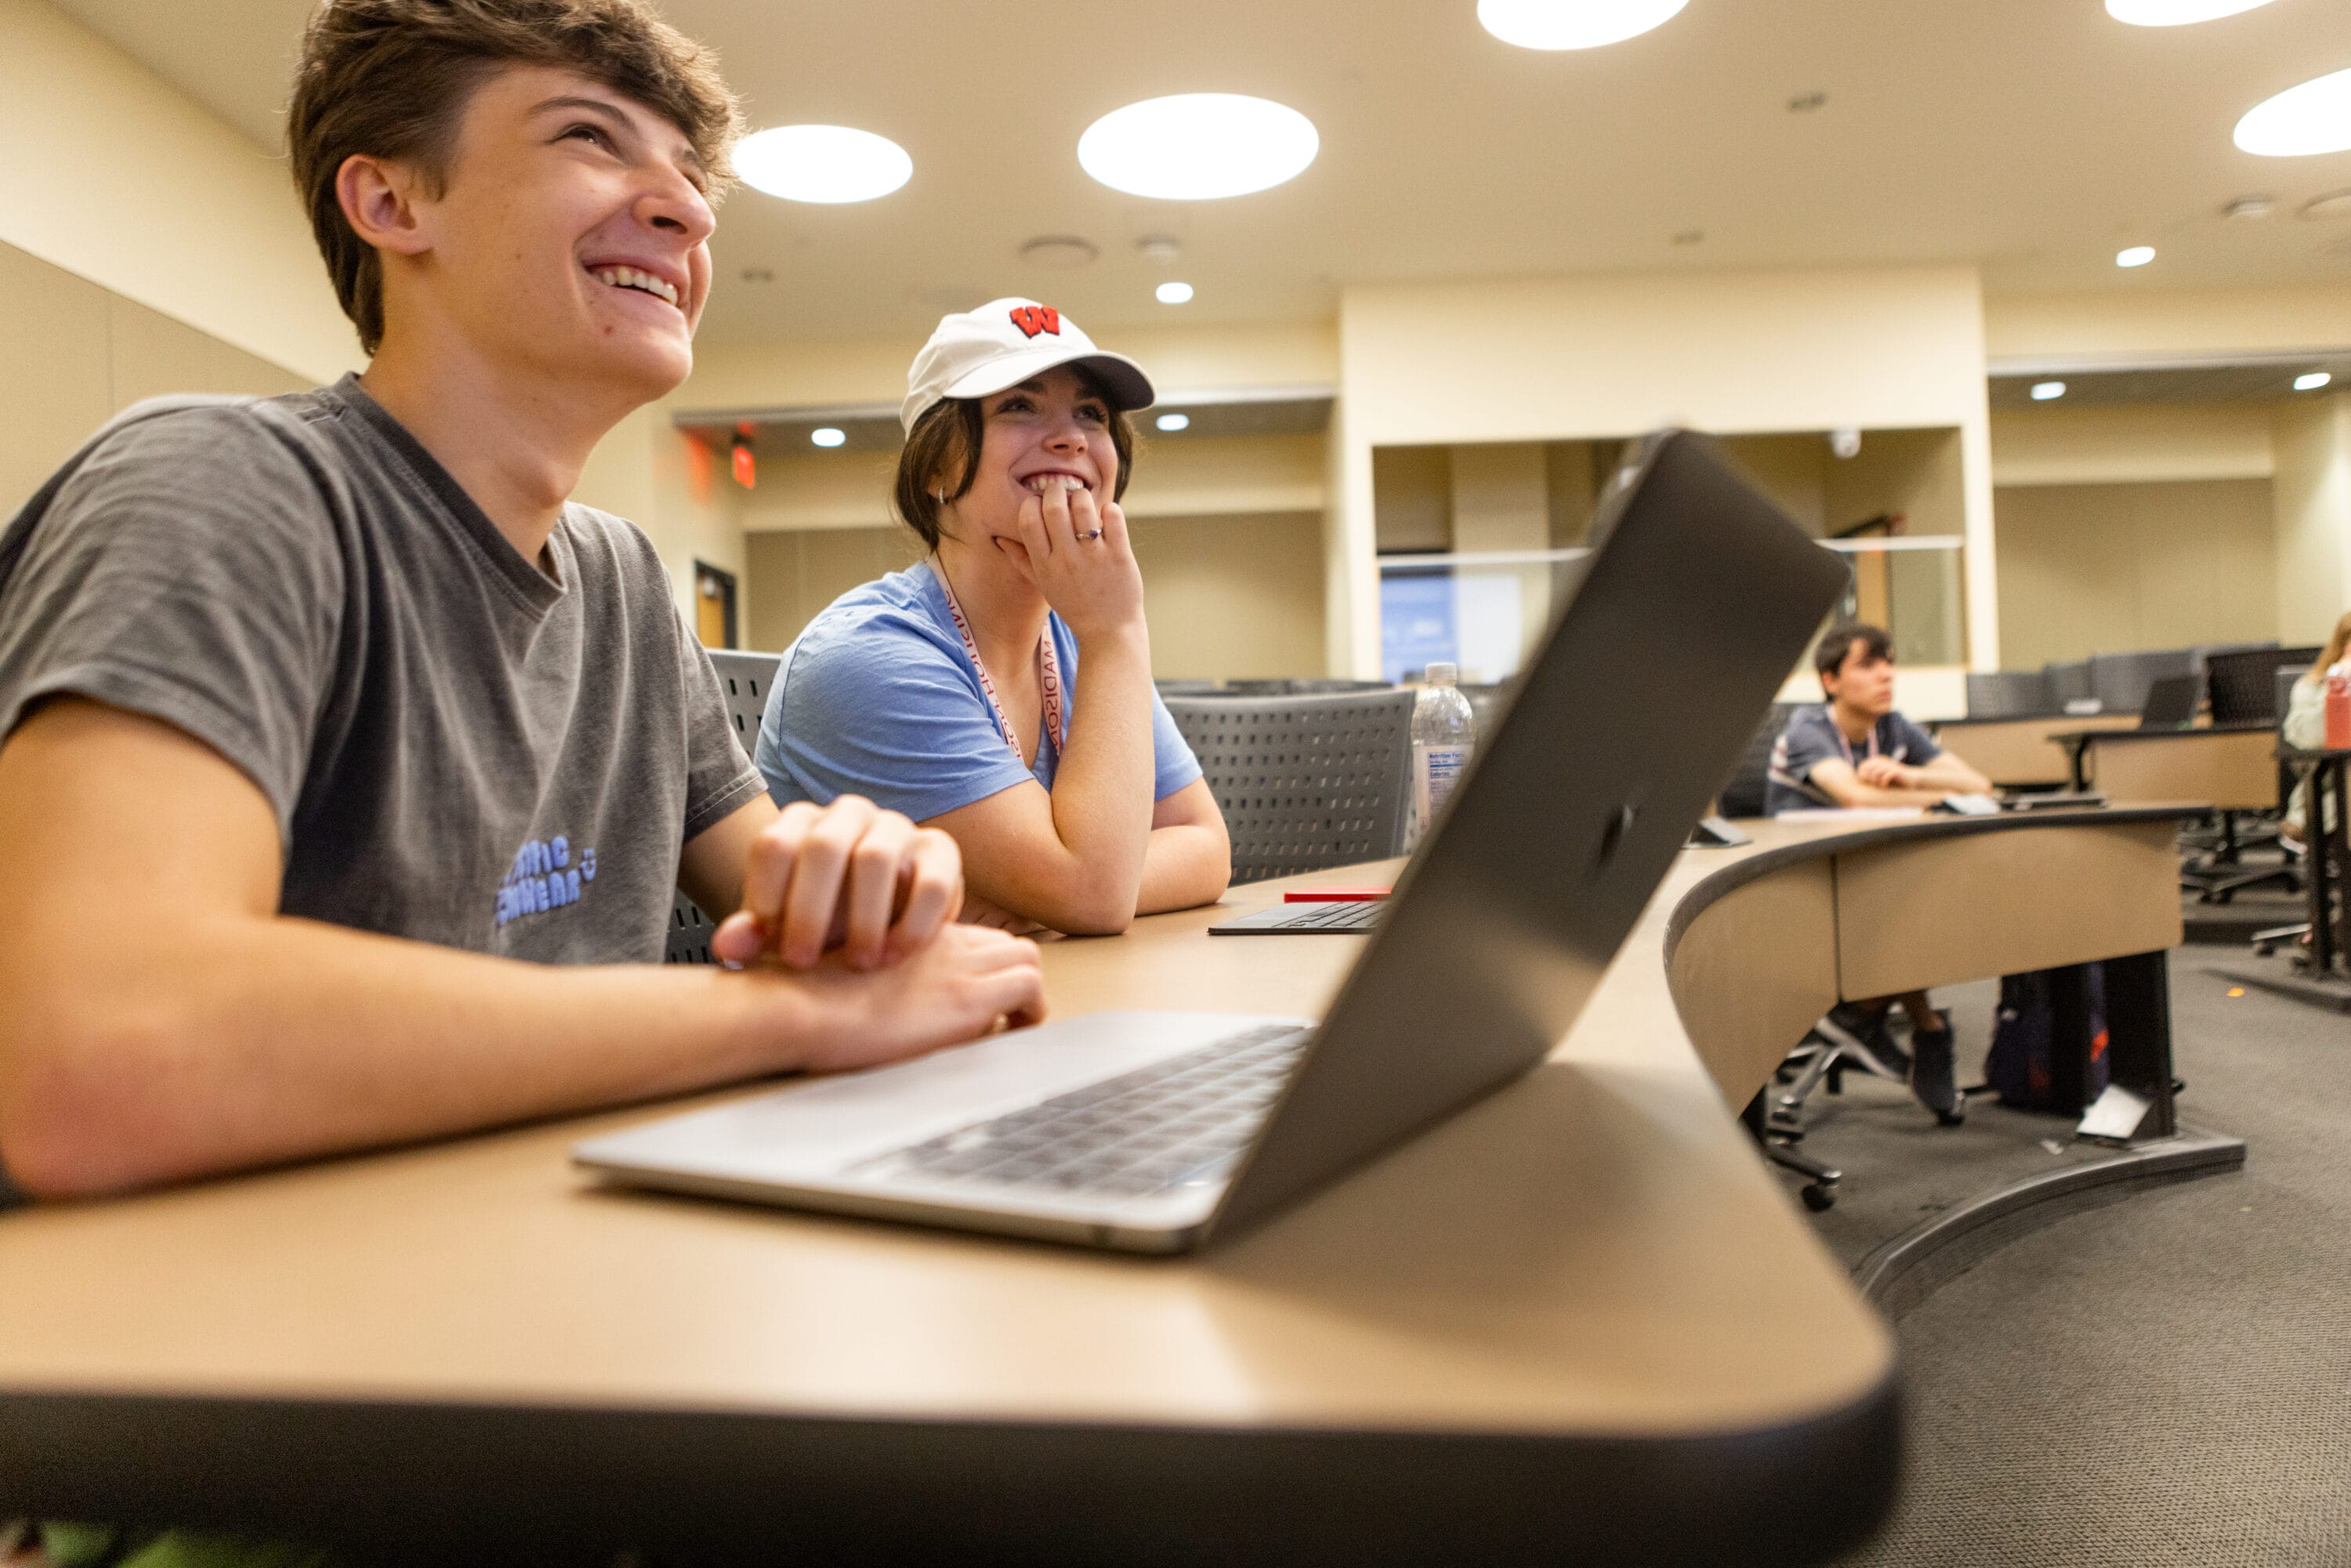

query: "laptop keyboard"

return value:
[1263, 900, 1383, 931]
[849, 1023, 1312, 1199]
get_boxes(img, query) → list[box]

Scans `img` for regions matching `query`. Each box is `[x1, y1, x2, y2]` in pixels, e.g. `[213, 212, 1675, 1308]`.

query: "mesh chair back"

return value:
[1966, 669, 2053, 719]
[2045, 659, 2092, 706]
[2209, 645, 2322, 726]
[663, 649, 785, 965]
[2091, 648, 2195, 715]
[1164, 690, 1415, 884]
[665, 896, 717, 965]
[1215, 677, 1394, 697]
[1154, 678, 1222, 697]
[1717, 702, 1803, 819]
[705, 648, 785, 759]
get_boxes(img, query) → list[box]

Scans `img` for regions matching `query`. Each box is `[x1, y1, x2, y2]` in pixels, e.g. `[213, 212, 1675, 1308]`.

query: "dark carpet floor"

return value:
[1805, 945, 2351, 1566]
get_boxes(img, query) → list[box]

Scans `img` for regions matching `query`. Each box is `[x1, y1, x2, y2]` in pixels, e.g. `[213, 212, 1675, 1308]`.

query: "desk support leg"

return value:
[2103, 951, 2178, 1141]
[2309, 762, 2338, 978]
[2323, 757, 2342, 973]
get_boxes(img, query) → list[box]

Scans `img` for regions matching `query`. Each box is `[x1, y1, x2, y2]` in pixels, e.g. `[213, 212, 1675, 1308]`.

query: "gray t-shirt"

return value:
[1765, 704, 1943, 815]
[0, 375, 766, 965]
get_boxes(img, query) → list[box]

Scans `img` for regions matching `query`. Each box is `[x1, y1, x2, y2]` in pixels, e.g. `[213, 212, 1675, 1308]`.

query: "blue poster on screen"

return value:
[1381, 569, 1457, 684]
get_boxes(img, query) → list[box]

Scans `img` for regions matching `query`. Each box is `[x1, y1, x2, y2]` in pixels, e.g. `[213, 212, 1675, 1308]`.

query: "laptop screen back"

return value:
[1210, 431, 1851, 1239]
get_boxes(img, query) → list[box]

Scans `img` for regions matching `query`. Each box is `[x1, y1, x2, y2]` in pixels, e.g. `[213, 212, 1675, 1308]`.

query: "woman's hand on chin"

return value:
[1013, 476, 1146, 643]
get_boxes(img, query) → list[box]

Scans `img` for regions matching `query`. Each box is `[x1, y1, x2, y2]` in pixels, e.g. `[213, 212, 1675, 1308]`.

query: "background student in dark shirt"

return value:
[1766, 621, 1992, 813]
[1768, 622, 1987, 1122]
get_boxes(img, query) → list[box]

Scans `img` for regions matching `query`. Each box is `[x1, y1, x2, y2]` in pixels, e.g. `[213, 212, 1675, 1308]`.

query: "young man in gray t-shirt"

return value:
[1767, 622, 1990, 1123]
[0, 0, 1044, 1200]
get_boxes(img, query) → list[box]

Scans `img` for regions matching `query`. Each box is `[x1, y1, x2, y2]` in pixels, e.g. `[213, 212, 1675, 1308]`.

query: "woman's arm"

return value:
[926, 483, 1230, 933]
[1139, 778, 1231, 914]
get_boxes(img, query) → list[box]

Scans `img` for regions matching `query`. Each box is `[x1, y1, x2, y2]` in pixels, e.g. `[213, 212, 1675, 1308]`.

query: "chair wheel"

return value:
[1802, 1184, 1835, 1212]
[2256, 942, 2277, 956]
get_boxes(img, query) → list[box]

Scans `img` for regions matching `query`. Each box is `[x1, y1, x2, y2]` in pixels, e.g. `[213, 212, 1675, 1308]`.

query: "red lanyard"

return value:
[936, 563, 1065, 767]
[1835, 721, 1881, 768]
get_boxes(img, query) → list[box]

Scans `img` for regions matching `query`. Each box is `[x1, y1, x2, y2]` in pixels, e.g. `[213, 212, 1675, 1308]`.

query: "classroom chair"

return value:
[1163, 689, 1415, 885]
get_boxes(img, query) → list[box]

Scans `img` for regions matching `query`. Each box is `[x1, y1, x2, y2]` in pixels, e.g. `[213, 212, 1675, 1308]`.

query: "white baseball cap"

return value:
[900, 297, 1155, 435]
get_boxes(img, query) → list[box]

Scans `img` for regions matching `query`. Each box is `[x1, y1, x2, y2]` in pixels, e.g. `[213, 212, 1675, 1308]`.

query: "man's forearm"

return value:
[1914, 756, 1992, 794]
[0, 912, 805, 1197]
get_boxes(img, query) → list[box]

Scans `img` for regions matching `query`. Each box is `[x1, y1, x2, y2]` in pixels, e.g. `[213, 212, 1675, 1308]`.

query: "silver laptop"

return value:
[574, 431, 1849, 1253]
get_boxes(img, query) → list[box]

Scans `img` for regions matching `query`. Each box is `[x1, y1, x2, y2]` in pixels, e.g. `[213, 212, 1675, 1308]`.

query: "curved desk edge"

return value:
[1661, 807, 2200, 965]
[0, 1382, 1902, 1567]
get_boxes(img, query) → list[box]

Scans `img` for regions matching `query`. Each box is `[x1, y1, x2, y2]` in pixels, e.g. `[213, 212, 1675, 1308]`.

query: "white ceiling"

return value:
[50, 0, 2351, 349]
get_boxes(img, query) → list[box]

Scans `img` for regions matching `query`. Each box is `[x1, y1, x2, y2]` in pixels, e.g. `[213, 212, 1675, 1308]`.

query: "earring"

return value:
[934, 488, 946, 505]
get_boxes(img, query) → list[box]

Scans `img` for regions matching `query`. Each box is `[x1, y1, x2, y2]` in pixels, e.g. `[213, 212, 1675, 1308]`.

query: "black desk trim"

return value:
[0, 1379, 1902, 1567]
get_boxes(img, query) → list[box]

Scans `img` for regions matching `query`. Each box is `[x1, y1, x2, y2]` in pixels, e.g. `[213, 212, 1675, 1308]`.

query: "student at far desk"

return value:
[1766, 621, 1992, 814]
[1766, 621, 1987, 1124]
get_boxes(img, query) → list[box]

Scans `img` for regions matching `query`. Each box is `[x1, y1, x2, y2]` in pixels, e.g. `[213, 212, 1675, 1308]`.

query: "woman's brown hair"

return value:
[893, 371, 1138, 550]
[2306, 610, 2351, 684]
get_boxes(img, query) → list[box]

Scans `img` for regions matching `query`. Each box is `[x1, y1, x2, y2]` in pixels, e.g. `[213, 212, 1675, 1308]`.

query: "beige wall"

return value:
[744, 526, 922, 654]
[1985, 285, 2351, 365]
[0, 239, 312, 517]
[679, 321, 1339, 417]
[2273, 392, 2351, 650]
[0, 0, 358, 386]
[742, 512, 1324, 682]
[1129, 512, 1325, 681]
[1993, 480, 2277, 668]
[741, 432, 1323, 534]
[1335, 266, 1998, 676]
[1990, 401, 2275, 487]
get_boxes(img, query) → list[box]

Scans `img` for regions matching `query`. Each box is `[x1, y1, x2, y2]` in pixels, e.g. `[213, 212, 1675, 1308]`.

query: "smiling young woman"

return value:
[754, 299, 1233, 936]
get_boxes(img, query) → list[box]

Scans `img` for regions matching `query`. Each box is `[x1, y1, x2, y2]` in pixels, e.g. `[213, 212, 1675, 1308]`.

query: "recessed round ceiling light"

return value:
[2030, 381, 2067, 400]
[737, 125, 911, 204]
[1018, 235, 1099, 268]
[2296, 371, 2334, 391]
[1157, 412, 1192, 432]
[2302, 189, 2351, 220]
[810, 427, 846, 447]
[1155, 281, 1195, 305]
[1078, 94, 1319, 200]
[2116, 245, 2157, 267]
[1476, 0, 1690, 50]
[2106, 0, 2279, 24]
[2237, 68, 2351, 157]
[2222, 194, 2274, 220]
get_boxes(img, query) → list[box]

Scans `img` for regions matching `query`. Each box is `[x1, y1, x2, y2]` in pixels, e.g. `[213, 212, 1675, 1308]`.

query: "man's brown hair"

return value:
[1814, 621, 1893, 686]
[893, 375, 1139, 551]
[288, 0, 743, 355]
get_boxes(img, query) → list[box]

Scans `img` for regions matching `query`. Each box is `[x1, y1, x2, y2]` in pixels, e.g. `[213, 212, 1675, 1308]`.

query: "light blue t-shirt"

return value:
[755, 560, 1202, 821]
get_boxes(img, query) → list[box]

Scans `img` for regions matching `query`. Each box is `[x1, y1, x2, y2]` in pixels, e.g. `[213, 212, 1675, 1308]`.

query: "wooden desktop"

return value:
[0, 809, 2204, 1565]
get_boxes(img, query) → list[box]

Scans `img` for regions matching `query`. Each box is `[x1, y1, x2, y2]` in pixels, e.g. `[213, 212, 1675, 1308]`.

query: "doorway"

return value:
[694, 560, 738, 649]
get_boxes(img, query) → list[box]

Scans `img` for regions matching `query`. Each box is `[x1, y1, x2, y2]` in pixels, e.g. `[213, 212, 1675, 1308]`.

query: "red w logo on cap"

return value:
[1009, 305, 1062, 339]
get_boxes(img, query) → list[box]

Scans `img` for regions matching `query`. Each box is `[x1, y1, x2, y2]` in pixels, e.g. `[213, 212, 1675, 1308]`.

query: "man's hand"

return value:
[1855, 755, 1916, 789]
[712, 796, 962, 972]
[792, 924, 1048, 1074]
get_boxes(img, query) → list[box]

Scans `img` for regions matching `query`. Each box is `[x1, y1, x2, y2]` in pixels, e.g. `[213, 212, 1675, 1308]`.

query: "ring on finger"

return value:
[1078, 527, 1104, 541]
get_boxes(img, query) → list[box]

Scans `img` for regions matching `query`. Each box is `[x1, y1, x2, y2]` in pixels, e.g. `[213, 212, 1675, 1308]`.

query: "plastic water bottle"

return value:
[2327, 661, 2351, 751]
[1409, 662, 1476, 848]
